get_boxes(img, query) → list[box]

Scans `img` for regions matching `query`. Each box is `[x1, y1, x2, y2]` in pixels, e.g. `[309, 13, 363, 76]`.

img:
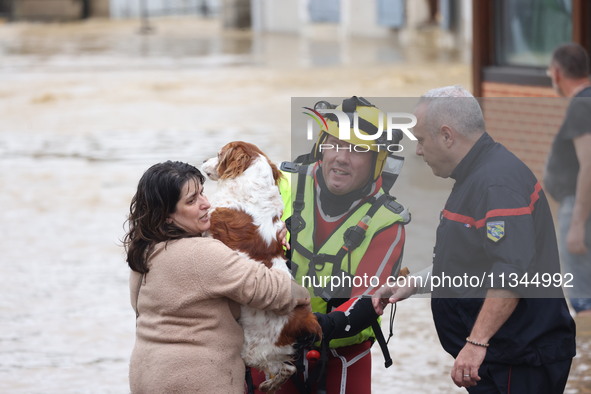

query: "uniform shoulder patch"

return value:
[486, 221, 505, 242]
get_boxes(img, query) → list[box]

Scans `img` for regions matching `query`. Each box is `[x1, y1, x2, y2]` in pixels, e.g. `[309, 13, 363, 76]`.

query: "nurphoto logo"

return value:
[302, 107, 417, 153]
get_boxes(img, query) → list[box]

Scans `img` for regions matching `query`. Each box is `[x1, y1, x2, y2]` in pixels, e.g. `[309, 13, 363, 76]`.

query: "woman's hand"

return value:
[278, 222, 291, 250]
[292, 282, 311, 308]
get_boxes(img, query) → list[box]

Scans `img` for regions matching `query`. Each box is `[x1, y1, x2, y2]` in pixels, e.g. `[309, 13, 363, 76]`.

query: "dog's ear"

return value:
[250, 144, 282, 187]
[218, 143, 254, 179]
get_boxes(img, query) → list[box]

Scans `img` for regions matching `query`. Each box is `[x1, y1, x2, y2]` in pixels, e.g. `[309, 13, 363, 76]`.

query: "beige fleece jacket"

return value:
[128, 237, 302, 394]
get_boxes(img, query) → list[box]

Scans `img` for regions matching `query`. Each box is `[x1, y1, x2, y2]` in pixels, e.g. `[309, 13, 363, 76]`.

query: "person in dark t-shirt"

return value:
[545, 43, 591, 315]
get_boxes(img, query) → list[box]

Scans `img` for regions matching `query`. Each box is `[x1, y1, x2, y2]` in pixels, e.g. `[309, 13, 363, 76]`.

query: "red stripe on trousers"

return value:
[508, 365, 512, 394]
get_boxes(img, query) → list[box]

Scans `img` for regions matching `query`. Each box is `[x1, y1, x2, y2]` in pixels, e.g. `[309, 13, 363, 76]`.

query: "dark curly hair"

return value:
[123, 161, 205, 273]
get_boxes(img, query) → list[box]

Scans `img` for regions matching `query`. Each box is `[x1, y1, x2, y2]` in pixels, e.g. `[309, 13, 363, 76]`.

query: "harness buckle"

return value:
[290, 213, 305, 234]
[280, 161, 301, 173]
[310, 254, 327, 271]
[343, 222, 368, 251]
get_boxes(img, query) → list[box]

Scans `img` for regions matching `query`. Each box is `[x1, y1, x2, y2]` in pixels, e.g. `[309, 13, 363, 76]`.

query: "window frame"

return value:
[472, 0, 591, 96]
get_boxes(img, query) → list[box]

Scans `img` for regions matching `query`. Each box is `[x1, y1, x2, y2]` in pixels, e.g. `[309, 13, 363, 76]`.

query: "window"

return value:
[495, 0, 572, 67]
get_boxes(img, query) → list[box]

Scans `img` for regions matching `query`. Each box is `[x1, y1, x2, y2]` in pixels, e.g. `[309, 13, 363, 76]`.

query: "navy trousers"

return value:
[467, 359, 572, 394]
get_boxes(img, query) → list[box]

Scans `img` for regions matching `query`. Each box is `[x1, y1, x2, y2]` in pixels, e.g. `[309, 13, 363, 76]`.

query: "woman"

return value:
[124, 161, 309, 393]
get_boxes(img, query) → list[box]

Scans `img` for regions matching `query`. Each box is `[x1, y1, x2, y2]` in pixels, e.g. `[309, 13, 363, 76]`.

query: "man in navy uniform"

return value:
[374, 86, 576, 393]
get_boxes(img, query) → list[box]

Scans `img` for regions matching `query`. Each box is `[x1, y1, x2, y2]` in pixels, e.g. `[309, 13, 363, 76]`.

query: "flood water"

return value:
[0, 16, 588, 393]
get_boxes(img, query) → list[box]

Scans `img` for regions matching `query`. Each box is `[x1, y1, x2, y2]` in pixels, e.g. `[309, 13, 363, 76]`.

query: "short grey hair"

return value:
[417, 85, 485, 136]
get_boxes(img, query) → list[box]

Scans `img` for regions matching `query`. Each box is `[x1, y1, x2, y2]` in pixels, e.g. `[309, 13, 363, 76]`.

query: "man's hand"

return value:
[450, 290, 518, 388]
[451, 343, 485, 388]
[567, 223, 588, 255]
[372, 281, 417, 315]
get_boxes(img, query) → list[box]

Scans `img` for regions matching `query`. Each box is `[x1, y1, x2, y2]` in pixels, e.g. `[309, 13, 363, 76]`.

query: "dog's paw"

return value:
[258, 363, 296, 393]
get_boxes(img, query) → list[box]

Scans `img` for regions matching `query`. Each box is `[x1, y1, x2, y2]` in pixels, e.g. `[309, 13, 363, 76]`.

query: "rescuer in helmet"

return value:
[252, 96, 410, 393]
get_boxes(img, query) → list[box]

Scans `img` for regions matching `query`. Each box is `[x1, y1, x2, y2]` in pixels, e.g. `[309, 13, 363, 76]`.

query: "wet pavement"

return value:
[0, 15, 588, 393]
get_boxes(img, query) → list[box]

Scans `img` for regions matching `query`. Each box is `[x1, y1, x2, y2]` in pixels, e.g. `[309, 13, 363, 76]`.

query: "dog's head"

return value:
[202, 141, 282, 185]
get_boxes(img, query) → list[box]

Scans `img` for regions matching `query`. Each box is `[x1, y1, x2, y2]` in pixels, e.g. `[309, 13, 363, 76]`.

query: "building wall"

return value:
[253, 0, 404, 38]
[251, 0, 301, 33]
[252, 0, 472, 47]
[109, 0, 218, 19]
[401, 0, 471, 49]
[220, 0, 250, 28]
[481, 82, 564, 181]
[11, 0, 109, 19]
[91, 0, 109, 17]
[13, 0, 82, 20]
[342, 0, 399, 38]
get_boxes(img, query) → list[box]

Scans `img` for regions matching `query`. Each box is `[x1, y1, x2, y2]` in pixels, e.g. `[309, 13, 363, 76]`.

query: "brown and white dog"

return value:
[202, 141, 321, 392]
